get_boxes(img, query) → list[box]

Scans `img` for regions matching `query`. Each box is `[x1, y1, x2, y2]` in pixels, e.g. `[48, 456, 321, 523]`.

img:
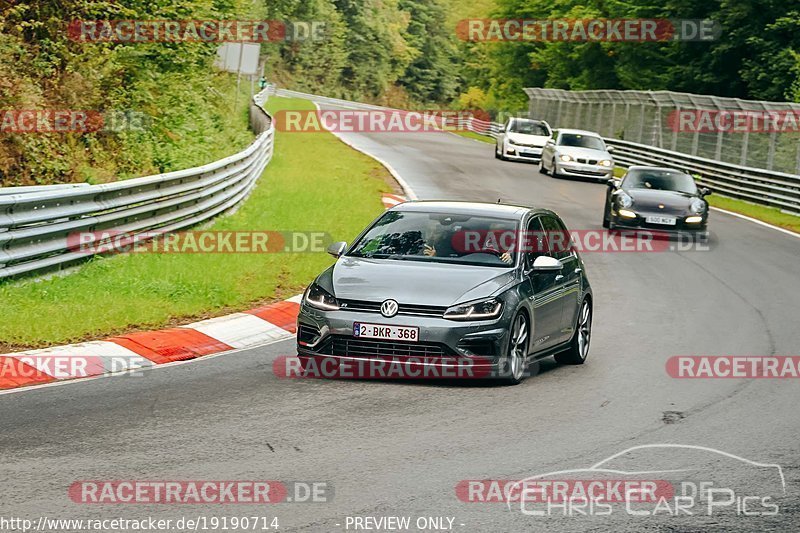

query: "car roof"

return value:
[557, 128, 603, 137]
[510, 117, 546, 123]
[391, 200, 553, 218]
[626, 165, 690, 174]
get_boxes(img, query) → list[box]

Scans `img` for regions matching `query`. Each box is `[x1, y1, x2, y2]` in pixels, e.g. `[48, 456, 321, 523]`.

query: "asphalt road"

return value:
[1, 106, 799, 532]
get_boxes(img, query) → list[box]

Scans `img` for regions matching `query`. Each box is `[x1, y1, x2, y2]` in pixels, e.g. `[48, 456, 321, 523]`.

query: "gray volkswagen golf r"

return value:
[296, 201, 593, 384]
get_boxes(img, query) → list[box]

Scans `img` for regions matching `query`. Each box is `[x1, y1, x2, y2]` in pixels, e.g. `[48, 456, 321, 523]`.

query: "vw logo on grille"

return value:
[380, 299, 399, 318]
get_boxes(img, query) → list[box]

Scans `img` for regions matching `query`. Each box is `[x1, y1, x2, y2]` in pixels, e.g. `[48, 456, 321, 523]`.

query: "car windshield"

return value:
[348, 210, 519, 267]
[558, 133, 605, 150]
[509, 120, 549, 136]
[622, 169, 698, 194]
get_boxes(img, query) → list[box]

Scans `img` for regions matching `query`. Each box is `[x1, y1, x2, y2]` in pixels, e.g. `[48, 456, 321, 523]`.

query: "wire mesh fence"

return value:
[525, 88, 800, 175]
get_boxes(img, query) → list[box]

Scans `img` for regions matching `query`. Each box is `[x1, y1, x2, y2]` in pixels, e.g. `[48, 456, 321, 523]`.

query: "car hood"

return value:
[557, 146, 611, 160]
[507, 132, 550, 146]
[325, 256, 516, 306]
[626, 188, 698, 214]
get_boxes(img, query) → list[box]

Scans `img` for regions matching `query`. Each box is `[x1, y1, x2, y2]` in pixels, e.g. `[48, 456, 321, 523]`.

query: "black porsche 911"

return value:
[603, 166, 711, 234]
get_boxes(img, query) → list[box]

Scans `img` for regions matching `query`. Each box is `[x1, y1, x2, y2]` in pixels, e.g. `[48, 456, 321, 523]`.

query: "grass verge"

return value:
[452, 130, 495, 144]
[707, 196, 800, 234]
[0, 96, 391, 349]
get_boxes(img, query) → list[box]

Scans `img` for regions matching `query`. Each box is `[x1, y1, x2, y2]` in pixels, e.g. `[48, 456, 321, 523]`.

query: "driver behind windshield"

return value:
[423, 221, 513, 264]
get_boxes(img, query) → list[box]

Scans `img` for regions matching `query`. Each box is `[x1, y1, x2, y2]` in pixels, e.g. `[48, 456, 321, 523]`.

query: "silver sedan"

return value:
[539, 129, 614, 182]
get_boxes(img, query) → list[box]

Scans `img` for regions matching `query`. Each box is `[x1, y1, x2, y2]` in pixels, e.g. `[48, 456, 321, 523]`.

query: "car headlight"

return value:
[303, 282, 339, 310]
[559, 154, 572, 162]
[690, 198, 706, 213]
[617, 192, 633, 208]
[598, 159, 613, 167]
[444, 298, 503, 321]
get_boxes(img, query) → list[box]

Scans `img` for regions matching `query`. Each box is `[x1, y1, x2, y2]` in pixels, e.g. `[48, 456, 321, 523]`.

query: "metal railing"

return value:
[0, 90, 274, 280]
[525, 88, 800, 175]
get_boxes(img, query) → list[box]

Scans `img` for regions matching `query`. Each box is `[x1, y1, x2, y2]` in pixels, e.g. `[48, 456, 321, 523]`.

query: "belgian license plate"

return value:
[353, 322, 419, 342]
[646, 215, 677, 225]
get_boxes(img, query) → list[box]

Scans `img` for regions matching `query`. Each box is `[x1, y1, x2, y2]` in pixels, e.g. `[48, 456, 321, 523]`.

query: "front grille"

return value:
[568, 168, 606, 176]
[457, 339, 497, 357]
[515, 142, 542, 149]
[317, 335, 455, 358]
[338, 299, 446, 318]
[519, 152, 540, 159]
[298, 324, 321, 345]
[576, 158, 598, 165]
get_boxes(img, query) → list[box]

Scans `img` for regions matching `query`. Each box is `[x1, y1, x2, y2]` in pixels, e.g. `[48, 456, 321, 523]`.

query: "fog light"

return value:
[618, 209, 636, 218]
[685, 215, 703, 224]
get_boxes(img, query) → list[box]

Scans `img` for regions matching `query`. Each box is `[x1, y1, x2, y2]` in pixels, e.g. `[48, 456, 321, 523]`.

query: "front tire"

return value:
[555, 299, 591, 365]
[539, 158, 548, 175]
[549, 158, 560, 178]
[501, 312, 529, 385]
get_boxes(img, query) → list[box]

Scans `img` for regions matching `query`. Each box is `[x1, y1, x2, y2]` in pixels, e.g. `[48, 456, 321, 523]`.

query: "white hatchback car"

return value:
[539, 129, 614, 182]
[495, 118, 552, 163]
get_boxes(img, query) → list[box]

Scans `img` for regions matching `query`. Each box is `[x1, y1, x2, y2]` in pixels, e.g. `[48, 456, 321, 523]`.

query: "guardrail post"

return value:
[796, 141, 800, 175]
[767, 131, 777, 171]
[740, 130, 749, 167]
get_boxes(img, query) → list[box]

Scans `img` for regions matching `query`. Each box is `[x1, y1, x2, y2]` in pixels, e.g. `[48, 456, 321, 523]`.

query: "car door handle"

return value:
[574, 268, 582, 274]
[555, 274, 564, 281]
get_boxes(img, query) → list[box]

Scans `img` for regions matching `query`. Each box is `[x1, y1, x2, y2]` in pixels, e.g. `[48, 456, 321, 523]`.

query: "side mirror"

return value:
[606, 145, 615, 153]
[545, 139, 555, 146]
[607, 178, 620, 188]
[327, 241, 347, 258]
[532, 255, 563, 272]
[699, 187, 712, 196]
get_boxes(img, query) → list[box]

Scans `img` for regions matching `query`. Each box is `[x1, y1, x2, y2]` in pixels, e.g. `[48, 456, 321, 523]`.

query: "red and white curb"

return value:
[0, 195, 407, 392]
[381, 193, 407, 209]
[0, 296, 303, 392]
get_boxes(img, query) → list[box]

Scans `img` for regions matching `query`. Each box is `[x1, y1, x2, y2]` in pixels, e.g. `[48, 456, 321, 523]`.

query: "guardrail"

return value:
[0, 90, 274, 280]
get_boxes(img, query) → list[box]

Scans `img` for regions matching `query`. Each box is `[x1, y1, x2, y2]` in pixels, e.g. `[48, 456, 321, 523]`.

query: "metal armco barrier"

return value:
[0, 90, 274, 280]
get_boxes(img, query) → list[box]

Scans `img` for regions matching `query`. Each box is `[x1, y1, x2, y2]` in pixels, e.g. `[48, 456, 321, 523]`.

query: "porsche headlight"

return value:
[617, 192, 633, 208]
[690, 198, 706, 214]
[303, 282, 339, 310]
[559, 154, 573, 162]
[444, 298, 503, 321]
